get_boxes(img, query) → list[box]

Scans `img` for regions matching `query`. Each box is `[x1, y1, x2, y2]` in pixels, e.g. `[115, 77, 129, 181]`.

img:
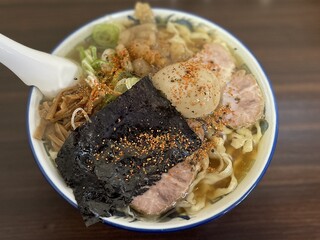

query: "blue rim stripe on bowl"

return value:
[26, 8, 278, 233]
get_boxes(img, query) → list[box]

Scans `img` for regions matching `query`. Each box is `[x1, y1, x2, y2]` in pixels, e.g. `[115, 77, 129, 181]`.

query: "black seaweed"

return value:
[55, 76, 201, 226]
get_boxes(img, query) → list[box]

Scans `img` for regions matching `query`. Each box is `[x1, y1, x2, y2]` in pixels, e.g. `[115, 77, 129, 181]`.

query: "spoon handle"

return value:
[0, 33, 79, 98]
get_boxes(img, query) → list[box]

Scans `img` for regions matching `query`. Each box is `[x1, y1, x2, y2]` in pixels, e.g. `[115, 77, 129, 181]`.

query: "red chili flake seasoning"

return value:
[202, 105, 232, 135]
[94, 127, 195, 180]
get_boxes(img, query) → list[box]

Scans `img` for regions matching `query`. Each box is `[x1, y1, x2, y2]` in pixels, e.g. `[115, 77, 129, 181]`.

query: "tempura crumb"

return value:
[134, 2, 155, 24]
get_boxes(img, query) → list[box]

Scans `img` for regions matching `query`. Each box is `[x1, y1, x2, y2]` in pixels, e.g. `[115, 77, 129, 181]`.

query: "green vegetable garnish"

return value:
[114, 77, 140, 93]
[101, 94, 117, 107]
[78, 46, 97, 61]
[92, 23, 120, 48]
[79, 46, 95, 72]
[82, 60, 95, 74]
[111, 71, 133, 86]
[91, 59, 107, 71]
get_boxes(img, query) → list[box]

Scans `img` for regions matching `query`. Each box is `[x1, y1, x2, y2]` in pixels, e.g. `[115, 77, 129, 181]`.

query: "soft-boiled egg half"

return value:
[152, 62, 220, 118]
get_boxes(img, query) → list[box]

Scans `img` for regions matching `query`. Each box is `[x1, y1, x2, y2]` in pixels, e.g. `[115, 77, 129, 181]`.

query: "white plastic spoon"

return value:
[0, 33, 80, 98]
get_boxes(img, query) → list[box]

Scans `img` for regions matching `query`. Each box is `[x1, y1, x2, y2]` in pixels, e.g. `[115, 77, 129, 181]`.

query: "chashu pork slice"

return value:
[222, 70, 265, 129]
[131, 119, 205, 216]
[190, 43, 236, 87]
[130, 158, 198, 216]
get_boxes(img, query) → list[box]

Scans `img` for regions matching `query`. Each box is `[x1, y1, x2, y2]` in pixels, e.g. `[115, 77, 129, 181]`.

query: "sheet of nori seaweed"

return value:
[55, 76, 202, 226]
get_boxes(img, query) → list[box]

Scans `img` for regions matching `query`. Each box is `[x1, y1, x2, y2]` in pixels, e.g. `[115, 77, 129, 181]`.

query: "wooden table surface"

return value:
[1, 0, 319, 239]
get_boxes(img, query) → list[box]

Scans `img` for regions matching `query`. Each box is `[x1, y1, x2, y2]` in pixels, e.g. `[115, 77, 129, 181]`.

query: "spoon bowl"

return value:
[0, 33, 80, 98]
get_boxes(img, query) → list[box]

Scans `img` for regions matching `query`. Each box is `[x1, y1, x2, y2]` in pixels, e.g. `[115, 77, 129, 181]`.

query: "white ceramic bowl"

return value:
[27, 9, 278, 232]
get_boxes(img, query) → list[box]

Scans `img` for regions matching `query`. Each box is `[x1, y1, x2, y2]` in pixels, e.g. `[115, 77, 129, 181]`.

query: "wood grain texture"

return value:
[0, 0, 319, 239]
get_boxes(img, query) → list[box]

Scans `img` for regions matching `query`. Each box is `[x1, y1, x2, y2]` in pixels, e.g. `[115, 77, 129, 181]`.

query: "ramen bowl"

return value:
[27, 9, 278, 232]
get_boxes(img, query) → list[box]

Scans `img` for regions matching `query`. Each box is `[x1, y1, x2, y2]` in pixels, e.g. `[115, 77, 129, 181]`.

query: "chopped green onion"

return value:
[91, 59, 107, 71]
[90, 46, 97, 60]
[124, 77, 140, 89]
[92, 23, 120, 48]
[114, 77, 140, 93]
[78, 45, 100, 74]
[78, 46, 97, 61]
[82, 59, 95, 73]
[78, 46, 86, 60]
[111, 71, 133, 87]
[101, 94, 117, 107]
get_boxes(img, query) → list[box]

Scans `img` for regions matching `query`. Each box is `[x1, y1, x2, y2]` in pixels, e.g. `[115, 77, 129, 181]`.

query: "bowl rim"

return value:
[26, 8, 278, 232]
